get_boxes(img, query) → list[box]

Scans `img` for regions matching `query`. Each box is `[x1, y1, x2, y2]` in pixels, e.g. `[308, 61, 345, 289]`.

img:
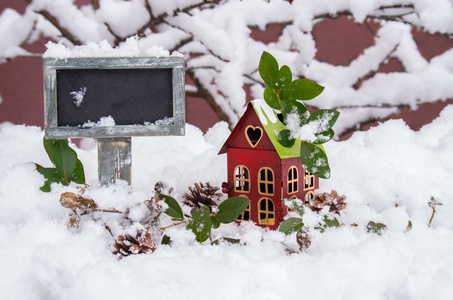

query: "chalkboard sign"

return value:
[44, 57, 185, 138]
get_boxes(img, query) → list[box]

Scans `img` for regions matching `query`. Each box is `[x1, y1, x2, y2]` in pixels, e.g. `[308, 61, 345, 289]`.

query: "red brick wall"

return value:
[1, 3, 452, 134]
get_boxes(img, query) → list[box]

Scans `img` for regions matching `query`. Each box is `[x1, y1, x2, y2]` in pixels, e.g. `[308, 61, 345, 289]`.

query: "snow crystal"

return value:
[70, 87, 87, 107]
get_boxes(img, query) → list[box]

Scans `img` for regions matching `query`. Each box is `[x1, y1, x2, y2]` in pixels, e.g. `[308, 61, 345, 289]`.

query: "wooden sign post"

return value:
[43, 57, 185, 185]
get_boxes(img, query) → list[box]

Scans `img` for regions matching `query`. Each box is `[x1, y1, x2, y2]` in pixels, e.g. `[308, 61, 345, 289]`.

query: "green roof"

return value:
[251, 100, 301, 159]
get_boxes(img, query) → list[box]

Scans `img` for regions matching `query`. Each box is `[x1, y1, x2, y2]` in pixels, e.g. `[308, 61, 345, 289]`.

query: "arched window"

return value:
[258, 198, 275, 225]
[234, 165, 250, 193]
[258, 167, 274, 195]
[287, 166, 298, 194]
[304, 191, 314, 205]
[304, 170, 315, 190]
[236, 195, 250, 222]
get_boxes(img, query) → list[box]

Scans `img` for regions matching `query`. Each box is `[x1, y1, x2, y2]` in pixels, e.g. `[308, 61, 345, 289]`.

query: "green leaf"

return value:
[211, 215, 221, 229]
[43, 138, 58, 165]
[405, 220, 412, 233]
[259, 51, 280, 89]
[366, 221, 387, 235]
[279, 217, 304, 235]
[211, 237, 241, 245]
[69, 159, 86, 185]
[263, 87, 280, 110]
[160, 194, 184, 220]
[278, 65, 292, 88]
[315, 215, 340, 233]
[282, 101, 309, 126]
[323, 215, 340, 227]
[36, 166, 66, 192]
[216, 196, 250, 224]
[277, 129, 295, 148]
[50, 139, 77, 184]
[300, 141, 331, 179]
[187, 206, 212, 243]
[161, 234, 171, 245]
[280, 78, 324, 102]
[307, 109, 340, 133]
[313, 129, 335, 144]
[282, 198, 305, 217]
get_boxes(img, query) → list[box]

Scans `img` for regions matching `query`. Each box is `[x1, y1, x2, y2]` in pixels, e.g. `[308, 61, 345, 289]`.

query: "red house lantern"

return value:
[219, 100, 319, 230]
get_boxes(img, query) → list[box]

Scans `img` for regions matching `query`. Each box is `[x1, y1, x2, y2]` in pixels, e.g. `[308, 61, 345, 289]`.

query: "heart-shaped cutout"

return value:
[245, 125, 263, 148]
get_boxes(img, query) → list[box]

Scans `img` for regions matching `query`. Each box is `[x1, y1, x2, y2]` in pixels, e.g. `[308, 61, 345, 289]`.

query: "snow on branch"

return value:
[1, 0, 453, 136]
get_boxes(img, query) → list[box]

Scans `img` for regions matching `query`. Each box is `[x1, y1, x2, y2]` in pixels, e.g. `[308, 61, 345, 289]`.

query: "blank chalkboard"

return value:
[57, 68, 173, 126]
[44, 57, 185, 138]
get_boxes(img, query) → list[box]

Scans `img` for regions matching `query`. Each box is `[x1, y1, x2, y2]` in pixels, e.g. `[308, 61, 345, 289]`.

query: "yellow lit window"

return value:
[287, 166, 298, 194]
[236, 195, 251, 222]
[304, 191, 314, 205]
[258, 167, 274, 195]
[234, 165, 250, 193]
[304, 170, 315, 190]
[258, 198, 275, 225]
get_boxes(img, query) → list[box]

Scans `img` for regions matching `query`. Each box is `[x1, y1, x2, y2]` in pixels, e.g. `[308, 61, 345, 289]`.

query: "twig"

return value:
[160, 220, 187, 231]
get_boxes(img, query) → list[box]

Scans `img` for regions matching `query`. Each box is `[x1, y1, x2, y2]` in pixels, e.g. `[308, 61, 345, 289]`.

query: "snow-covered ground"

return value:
[1, 103, 453, 299]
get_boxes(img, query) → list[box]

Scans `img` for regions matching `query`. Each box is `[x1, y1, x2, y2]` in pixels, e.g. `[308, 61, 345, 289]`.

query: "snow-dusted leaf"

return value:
[282, 198, 305, 218]
[307, 109, 340, 133]
[300, 141, 331, 179]
[277, 129, 296, 148]
[187, 206, 211, 243]
[282, 101, 309, 126]
[313, 128, 335, 144]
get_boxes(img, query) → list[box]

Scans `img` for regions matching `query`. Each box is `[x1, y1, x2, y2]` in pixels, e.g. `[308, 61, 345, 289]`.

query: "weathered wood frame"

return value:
[43, 56, 185, 139]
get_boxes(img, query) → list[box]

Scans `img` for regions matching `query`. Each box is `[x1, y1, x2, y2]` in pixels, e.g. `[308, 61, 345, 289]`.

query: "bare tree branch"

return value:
[35, 10, 82, 46]
[186, 69, 232, 128]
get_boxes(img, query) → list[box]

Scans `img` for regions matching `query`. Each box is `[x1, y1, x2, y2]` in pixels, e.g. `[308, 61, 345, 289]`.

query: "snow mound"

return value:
[1, 106, 453, 298]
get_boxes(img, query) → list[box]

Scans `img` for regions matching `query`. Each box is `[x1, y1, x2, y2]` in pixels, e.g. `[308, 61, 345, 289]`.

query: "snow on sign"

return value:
[43, 57, 185, 139]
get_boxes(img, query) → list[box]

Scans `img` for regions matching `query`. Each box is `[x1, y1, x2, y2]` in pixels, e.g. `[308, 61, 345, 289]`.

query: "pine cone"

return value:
[182, 182, 222, 210]
[112, 230, 157, 258]
[296, 228, 311, 251]
[309, 190, 347, 215]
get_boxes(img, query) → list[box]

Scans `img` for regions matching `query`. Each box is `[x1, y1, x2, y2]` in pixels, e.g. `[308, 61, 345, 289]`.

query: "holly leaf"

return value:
[279, 217, 304, 235]
[259, 51, 280, 89]
[280, 78, 324, 102]
[187, 206, 212, 243]
[277, 129, 295, 148]
[160, 194, 184, 220]
[300, 141, 331, 179]
[263, 87, 280, 110]
[216, 196, 250, 224]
